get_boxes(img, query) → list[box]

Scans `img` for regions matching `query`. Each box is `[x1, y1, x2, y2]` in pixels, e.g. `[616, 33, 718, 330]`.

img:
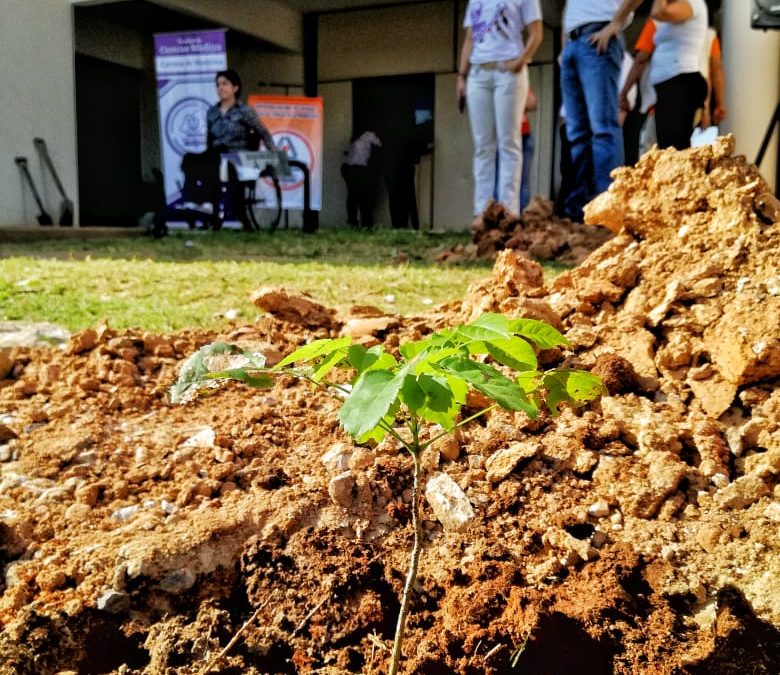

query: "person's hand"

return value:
[588, 20, 620, 54]
[456, 75, 467, 103]
[619, 91, 631, 114]
[505, 56, 527, 74]
[713, 104, 727, 125]
[700, 107, 711, 129]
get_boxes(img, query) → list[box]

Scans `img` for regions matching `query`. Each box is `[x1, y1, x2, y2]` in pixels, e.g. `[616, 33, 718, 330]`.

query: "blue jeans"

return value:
[561, 32, 624, 221]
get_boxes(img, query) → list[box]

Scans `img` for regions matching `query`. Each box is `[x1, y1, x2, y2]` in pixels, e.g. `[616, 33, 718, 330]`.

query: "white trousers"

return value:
[466, 64, 528, 216]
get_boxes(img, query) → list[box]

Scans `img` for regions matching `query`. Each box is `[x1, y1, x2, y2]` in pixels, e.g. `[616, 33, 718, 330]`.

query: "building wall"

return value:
[318, 1, 454, 82]
[1, 0, 78, 227]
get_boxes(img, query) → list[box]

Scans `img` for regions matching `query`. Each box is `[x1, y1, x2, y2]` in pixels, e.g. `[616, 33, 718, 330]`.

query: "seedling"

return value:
[171, 313, 603, 674]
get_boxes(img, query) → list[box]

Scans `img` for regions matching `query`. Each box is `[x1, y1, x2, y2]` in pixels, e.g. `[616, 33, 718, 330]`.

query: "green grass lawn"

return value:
[0, 228, 567, 333]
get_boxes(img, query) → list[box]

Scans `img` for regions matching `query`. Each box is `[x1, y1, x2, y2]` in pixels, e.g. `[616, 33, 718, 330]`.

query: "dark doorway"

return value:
[75, 54, 144, 226]
[352, 74, 434, 229]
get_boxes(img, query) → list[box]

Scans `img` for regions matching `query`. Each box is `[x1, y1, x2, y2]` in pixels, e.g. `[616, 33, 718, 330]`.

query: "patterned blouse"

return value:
[206, 100, 275, 152]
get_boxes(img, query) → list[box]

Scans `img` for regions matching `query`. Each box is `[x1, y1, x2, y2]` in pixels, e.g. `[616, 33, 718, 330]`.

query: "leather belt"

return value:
[477, 61, 506, 72]
[567, 21, 609, 41]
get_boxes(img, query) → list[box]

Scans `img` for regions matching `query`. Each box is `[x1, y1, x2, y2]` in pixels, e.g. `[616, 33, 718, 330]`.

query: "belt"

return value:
[567, 21, 609, 41]
[476, 61, 508, 72]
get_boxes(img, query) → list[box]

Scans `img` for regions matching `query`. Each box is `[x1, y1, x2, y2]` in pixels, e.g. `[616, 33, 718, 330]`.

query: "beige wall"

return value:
[151, 0, 303, 52]
[319, 81, 352, 227]
[721, 0, 779, 189]
[319, 1, 454, 81]
[1, 1, 78, 227]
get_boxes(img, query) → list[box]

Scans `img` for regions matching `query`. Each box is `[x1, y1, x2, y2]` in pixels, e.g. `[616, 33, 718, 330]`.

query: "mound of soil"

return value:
[433, 197, 614, 266]
[1, 137, 778, 674]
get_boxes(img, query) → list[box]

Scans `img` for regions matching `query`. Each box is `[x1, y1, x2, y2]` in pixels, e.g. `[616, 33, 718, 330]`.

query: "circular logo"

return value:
[165, 97, 210, 156]
[271, 129, 315, 192]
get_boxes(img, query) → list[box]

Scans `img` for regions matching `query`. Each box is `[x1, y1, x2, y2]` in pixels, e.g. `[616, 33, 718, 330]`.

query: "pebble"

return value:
[424, 472, 474, 532]
[65, 503, 92, 521]
[587, 500, 610, 518]
[764, 502, 780, 523]
[112, 505, 139, 522]
[321, 443, 353, 474]
[0, 445, 11, 462]
[711, 472, 729, 489]
[159, 568, 196, 594]
[97, 590, 130, 614]
[328, 471, 356, 508]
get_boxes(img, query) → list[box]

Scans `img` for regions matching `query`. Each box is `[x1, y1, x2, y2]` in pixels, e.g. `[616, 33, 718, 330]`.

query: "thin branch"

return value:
[292, 592, 330, 636]
[200, 596, 273, 674]
[419, 404, 497, 451]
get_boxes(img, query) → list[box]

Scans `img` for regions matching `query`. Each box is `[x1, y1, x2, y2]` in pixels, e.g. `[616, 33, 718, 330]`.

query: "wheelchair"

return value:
[151, 147, 285, 238]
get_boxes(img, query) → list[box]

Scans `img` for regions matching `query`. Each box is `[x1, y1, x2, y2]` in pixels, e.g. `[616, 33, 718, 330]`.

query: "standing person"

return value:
[457, 0, 543, 223]
[649, 0, 708, 150]
[206, 69, 276, 227]
[520, 87, 537, 211]
[341, 130, 382, 229]
[559, 0, 644, 222]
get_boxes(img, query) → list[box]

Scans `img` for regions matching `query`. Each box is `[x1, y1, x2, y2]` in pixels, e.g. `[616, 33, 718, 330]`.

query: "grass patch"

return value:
[0, 228, 567, 333]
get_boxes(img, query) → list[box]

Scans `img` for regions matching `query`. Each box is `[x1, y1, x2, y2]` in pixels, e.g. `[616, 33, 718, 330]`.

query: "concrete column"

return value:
[721, 0, 780, 189]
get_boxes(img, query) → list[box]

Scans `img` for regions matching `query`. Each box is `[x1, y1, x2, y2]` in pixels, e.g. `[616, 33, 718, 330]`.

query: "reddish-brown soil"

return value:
[0, 137, 778, 674]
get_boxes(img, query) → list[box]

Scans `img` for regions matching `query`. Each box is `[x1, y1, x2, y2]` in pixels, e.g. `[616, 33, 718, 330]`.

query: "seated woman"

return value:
[206, 69, 276, 225]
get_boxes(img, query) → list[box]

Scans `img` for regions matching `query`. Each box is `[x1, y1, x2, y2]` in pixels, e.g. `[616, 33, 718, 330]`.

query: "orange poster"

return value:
[248, 95, 323, 211]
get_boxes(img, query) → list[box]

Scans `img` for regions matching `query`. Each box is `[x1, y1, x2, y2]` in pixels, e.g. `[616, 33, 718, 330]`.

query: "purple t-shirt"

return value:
[464, 0, 543, 64]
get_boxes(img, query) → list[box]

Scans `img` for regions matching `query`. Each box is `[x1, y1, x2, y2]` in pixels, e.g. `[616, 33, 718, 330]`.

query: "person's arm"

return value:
[589, 0, 645, 54]
[710, 53, 727, 124]
[619, 50, 650, 112]
[652, 0, 693, 23]
[507, 20, 543, 73]
[525, 87, 538, 112]
[241, 106, 276, 151]
[456, 28, 473, 103]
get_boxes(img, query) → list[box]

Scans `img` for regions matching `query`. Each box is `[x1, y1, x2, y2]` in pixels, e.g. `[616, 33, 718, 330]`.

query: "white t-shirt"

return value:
[563, 0, 633, 34]
[464, 0, 543, 64]
[649, 0, 708, 85]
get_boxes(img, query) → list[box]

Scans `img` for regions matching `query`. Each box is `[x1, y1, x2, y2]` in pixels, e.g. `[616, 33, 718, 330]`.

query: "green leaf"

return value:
[401, 375, 426, 412]
[508, 319, 570, 349]
[311, 348, 349, 383]
[541, 370, 603, 415]
[338, 368, 406, 439]
[418, 373, 454, 412]
[486, 336, 538, 372]
[274, 337, 352, 369]
[348, 344, 398, 374]
[439, 356, 538, 416]
[516, 370, 542, 393]
[470, 312, 511, 334]
[170, 342, 245, 404]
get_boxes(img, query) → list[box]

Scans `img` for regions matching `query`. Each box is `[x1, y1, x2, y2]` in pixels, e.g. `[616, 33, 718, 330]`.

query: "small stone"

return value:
[425, 472, 474, 531]
[348, 447, 375, 472]
[485, 441, 540, 483]
[328, 471, 356, 508]
[97, 590, 130, 614]
[0, 445, 11, 462]
[322, 442, 353, 474]
[433, 435, 460, 463]
[65, 503, 92, 521]
[180, 427, 216, 449]
[112, 505, 139, 521]
[715, 474, 770, 509]
[764, 503, 780, 523]
[711, 472, 729, 489]
[159, 568, 196, 594]
[587, 500, 610, 518]
[695, 523, 722, 553]
[75, 483, 100, 506]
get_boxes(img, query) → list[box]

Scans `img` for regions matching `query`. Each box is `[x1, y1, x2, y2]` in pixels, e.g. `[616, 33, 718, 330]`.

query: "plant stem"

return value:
[388, 445, 423, 675]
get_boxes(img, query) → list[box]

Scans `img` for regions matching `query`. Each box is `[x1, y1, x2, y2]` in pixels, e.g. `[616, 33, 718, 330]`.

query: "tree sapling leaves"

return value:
[541, 369, 604, 414]
[170, 342, 258, 403]
[485, 336, 538, 371]
[401, 375, 426, 412]
[338, 367, 406, 439]
[439, 355, 538, 416]
[507, 318, 570, 349]
[347, 344, 397, 374]
[274, 336, 352, 369]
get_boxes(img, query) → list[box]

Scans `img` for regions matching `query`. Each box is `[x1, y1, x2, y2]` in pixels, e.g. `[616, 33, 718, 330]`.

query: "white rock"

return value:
[322, 443, 353, 475]
[425, 472, 474, 532]
[112, 505, 139, 522]
[181, 427, 216, 449]
[328, 471, 356, 508]
[587, 500, 610, 518]
[711, 472, 729, 489]
[764, 502, 780, 523]
[485, 441, 540, 483]
[97, 590, 129, 613]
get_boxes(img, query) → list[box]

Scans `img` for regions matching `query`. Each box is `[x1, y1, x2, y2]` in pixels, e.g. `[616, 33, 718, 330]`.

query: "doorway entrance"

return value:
[352, 74, 434, 229]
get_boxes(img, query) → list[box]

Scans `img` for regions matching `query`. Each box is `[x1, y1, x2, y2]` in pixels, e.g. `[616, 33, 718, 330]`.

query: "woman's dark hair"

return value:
[216, 69, 242, 98]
